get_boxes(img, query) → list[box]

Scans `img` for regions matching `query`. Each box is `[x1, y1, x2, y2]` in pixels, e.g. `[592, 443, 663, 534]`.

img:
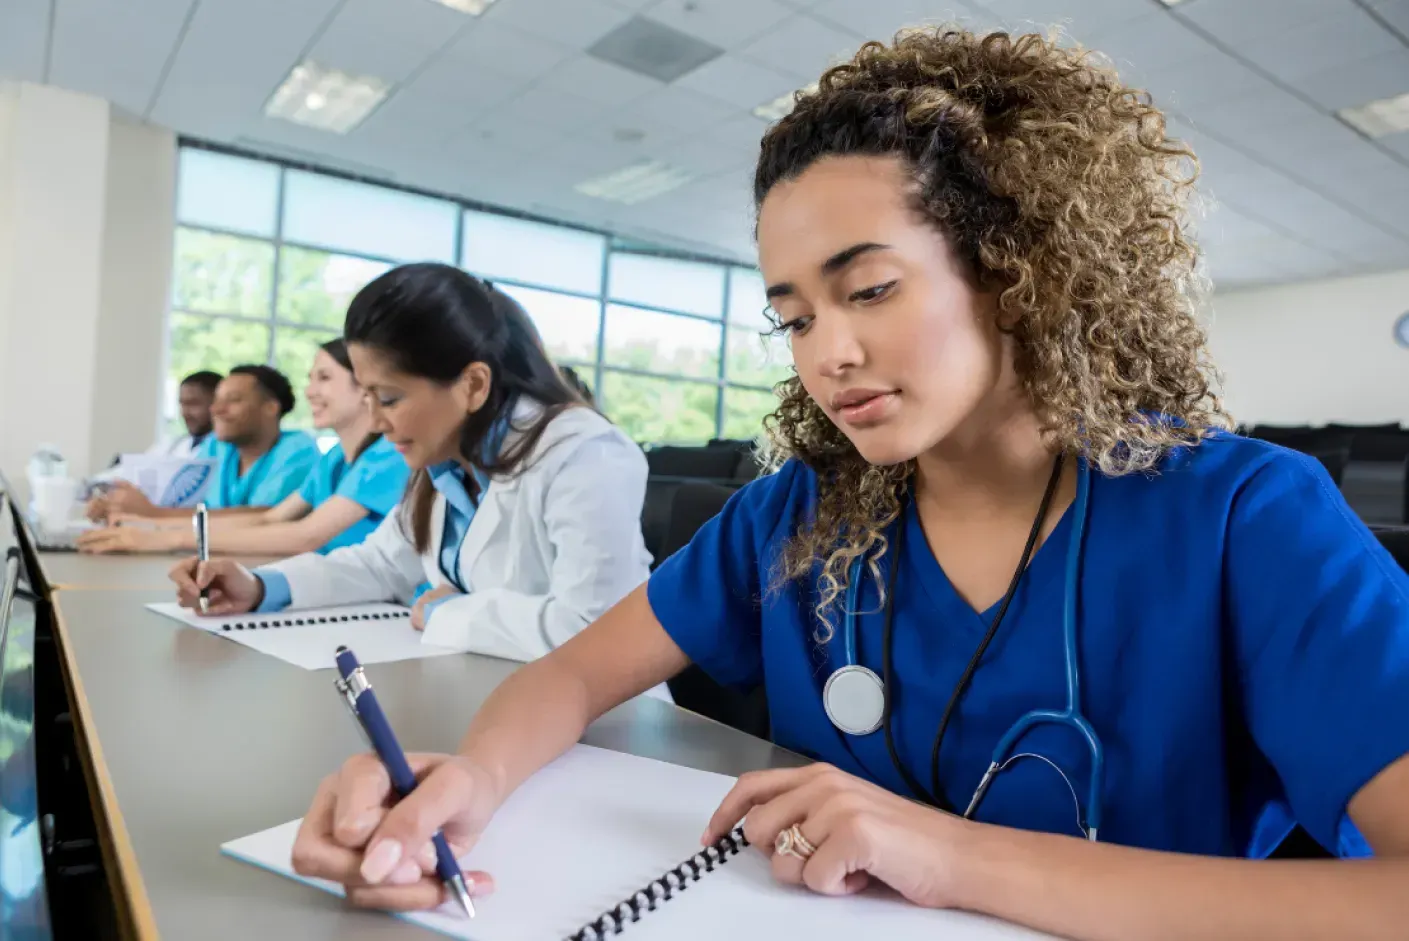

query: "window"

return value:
[166, 145, 779, 445]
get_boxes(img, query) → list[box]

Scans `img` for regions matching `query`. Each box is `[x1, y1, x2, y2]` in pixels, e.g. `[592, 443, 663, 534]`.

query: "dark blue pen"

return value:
[333, 646, 475, 918]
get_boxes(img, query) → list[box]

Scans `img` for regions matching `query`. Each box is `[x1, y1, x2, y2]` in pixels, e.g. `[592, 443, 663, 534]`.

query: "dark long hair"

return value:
[319, 338, 381, 464]
[344, 263, 577, 551]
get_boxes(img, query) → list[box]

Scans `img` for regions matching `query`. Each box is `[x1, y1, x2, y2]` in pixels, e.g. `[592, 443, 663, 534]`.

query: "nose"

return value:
[808, 308, 865, 380]
[365, 397, 392, 435]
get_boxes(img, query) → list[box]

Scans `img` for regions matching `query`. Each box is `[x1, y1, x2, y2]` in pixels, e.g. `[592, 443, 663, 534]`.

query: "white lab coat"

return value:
[264, 402, 657, 668]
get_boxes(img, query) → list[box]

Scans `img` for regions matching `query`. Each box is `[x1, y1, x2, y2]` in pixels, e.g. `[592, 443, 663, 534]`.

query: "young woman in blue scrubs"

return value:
[284, 30, 1409, 936]
[80, 340, 408, 556]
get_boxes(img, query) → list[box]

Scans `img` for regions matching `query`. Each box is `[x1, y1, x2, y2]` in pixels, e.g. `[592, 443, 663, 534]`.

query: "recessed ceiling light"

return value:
[425, 0, 499, 14]
[1338, 91, 1409, 138]
[575, 160, 696, 205]
[753, 82, 818, 122]
[265, 61, 389, 134]
[1157, 0, 1189, 6]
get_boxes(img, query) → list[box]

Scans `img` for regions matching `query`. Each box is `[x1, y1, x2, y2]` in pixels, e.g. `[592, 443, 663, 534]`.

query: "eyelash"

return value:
[769, 281, 898, 336]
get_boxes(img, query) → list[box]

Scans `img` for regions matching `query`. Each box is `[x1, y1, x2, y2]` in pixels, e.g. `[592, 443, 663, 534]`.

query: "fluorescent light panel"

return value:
[265, 60, 389, 134]
[426, 0, 499, 13]
[575, 160, 696, 205]
[1338, 91, 1409, 138]
[1157, 0, 1189, 6]
[753, 82, 818, 122]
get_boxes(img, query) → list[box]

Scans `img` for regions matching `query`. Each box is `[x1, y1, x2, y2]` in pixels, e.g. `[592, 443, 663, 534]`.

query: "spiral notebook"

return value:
[221, 745, 1053, 940]
[145, 601, 459, 671]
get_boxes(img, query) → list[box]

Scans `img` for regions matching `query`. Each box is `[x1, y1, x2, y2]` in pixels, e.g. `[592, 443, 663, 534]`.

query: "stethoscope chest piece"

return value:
[822, 664, 886, 736]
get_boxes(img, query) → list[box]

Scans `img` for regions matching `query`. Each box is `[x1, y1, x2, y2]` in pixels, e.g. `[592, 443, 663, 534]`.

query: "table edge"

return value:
[52, 594, 162, 940]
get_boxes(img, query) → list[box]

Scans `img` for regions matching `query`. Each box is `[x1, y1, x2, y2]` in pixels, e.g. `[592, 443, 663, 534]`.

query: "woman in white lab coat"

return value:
[169, 263, 653, 665]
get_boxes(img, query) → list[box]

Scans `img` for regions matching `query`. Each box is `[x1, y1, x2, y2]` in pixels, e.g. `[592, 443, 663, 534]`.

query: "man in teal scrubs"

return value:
[89, 365, 319, 521]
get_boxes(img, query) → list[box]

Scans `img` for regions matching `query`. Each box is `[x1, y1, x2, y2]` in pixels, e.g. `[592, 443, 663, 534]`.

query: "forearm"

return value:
[211, 520, 325, 557]
[956, 823, 1409, 941]
[456, 655, 593, 805]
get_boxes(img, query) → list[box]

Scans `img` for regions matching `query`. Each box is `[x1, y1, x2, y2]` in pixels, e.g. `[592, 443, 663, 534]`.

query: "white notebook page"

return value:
[146, 601, 458, 671]
[222, 745, 1055, 940]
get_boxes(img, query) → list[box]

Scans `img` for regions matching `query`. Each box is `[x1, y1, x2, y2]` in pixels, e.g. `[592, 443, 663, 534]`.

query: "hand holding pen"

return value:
[309, 647, 492, 916]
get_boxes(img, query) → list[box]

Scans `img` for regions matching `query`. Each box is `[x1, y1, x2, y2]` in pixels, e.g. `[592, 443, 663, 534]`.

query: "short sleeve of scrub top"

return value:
[298, 437, 410, 553]
[1223, 448, 1409, 851]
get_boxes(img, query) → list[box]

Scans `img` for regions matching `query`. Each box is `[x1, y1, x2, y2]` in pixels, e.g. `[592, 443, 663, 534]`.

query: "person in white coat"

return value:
[168, 263, 653, 666]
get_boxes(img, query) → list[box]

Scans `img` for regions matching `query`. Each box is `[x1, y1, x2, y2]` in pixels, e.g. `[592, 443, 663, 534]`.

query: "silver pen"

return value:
[194, 502, 210, 614]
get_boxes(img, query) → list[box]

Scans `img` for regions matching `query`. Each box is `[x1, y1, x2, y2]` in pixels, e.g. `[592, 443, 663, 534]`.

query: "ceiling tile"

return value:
[1142, 52, 1282, 115]
[496, 84, 610, 134]
[1235, 7, 1402, 85]
[1295, 50, 1409, 112]
[535, 54, 663, 105]
[811, 0, 995, 41]
[1371, 0, 1409, 36]
[1084, 15, 1220, 84]
[49, 0, 194, 115]
[148, 0, 344, 134]
[482, 0, 632, 49]
[1382, 128, 1409, 160]
[974, 0, 1159, 43]
[676, 53, 804, 109]
[735, 13, 864, 81]
[0, 0, 50, 83]
[402, 48, 527, 111]
[622, 84, 742, 135]
[437, 18, 576, 81]
[646, 0, 796, 49]
[1174, 0, 1339, 45]
[309, 0, 468, 84]
[704, 112, 772, 152]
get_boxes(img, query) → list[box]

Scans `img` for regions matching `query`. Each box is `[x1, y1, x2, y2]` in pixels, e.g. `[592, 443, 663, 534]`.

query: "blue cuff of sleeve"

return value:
[253, 569, 292, 613]
[421, 595, 454, 622]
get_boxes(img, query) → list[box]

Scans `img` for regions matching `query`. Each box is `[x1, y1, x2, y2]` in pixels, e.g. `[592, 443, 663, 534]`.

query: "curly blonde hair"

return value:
[754, 27, 1230, 636]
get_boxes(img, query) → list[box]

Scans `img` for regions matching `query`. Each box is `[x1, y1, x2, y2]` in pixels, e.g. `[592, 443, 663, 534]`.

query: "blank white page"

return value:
[146, 601, 457, 671]
[222, 745, 1056, 940]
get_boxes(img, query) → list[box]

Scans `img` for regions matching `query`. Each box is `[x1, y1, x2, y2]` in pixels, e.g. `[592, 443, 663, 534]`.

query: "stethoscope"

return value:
[821, 454, 1105, 841]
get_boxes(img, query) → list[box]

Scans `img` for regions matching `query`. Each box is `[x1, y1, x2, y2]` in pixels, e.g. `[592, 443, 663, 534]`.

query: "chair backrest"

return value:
[1371, 526, 1409, 574]
[1307, 448, 1350, 488]
[644, 445, 740, 480]
[1352, 430, 1409, 464]
[659, 483, 771, 740]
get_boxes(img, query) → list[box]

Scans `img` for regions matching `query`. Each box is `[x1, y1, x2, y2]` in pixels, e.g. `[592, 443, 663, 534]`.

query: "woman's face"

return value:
[348, 343, 488, 470]
[756, 154, 1012, 467]
[304, 349, 366, 431]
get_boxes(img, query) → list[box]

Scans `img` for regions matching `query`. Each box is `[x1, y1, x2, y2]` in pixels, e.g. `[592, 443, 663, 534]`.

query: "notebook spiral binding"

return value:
[220, 610, 409, 632]
[566, 828, 749, 941]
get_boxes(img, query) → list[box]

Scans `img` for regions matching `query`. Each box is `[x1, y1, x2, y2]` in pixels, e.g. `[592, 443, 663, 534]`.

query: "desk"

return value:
[51, 589, 801, 939]
[37, 552, 276, 592]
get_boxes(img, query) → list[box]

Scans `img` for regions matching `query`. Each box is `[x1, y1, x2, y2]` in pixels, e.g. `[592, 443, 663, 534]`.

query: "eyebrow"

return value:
[764, 242, 892, 300]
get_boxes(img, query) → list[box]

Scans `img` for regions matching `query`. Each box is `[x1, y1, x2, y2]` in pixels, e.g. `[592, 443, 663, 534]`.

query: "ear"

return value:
[456, 361, 493, 414]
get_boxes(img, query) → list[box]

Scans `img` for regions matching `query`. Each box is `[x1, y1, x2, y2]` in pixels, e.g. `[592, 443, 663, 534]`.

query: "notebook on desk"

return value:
[221, 745, 1052, 940]
[145, 601, 459, 670]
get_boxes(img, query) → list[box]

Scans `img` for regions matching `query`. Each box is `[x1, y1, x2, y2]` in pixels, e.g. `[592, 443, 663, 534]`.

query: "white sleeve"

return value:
[421, 433, 651, 662]
[263, 506, 426, 609]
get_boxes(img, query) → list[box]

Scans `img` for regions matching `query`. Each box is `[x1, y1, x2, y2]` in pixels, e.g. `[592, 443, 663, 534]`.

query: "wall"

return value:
[1208, 267, 1409, 427]
[0, 82, 175, 497]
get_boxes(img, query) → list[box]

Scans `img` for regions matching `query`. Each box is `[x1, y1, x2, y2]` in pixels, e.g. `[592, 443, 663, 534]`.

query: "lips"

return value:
[829, 388, 898, 427]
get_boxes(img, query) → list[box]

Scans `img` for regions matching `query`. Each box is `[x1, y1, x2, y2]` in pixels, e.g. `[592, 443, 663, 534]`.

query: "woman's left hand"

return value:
[410, 585, 460, 631]
[703, 764, 970, 907]
[77, 524, 177, 555]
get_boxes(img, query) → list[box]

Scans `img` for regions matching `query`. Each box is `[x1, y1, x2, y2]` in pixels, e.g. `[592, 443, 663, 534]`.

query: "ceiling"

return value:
[2, 0, 1409, 289]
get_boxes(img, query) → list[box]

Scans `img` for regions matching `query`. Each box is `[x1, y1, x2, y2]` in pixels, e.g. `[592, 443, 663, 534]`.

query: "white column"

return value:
[0, 81, 176, 496]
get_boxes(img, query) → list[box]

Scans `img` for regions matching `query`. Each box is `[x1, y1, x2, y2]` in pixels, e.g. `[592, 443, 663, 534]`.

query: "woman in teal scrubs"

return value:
[285, 29, 1409, 937]
[81, 340, 407, 555]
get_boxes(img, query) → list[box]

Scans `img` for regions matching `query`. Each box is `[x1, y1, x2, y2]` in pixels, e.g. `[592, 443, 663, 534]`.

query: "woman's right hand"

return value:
[291, 752, 499, 910]
[168, 558, 264, 615]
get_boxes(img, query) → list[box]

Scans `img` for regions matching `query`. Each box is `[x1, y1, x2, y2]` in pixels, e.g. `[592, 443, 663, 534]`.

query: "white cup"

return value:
[34, 476, 78, 532]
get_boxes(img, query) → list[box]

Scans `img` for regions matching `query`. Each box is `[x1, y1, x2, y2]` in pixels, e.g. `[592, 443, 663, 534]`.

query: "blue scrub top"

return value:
[297, 436, 410, 554]
[205, 431, 320, 510]
[647, 433, 1409, 858]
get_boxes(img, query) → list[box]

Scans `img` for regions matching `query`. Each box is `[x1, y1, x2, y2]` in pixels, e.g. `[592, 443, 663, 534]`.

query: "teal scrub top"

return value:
[297, 436, 410, 554]
[205, 431, 320, 510]
[647, 433, 1409, 858]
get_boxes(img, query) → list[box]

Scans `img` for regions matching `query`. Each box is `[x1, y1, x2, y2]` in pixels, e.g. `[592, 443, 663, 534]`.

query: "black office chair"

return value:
[1372, 525, 1409, 574]
[660, 484, 771, 741]
[1307, 448, 1350, 488]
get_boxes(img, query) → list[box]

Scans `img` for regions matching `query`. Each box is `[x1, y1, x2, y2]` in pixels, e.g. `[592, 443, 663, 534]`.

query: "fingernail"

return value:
[389, 860, 422, 885]
[700, 829, 712, 845]
[360, 840, 402, 884]
[417, 843, 437, 869]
